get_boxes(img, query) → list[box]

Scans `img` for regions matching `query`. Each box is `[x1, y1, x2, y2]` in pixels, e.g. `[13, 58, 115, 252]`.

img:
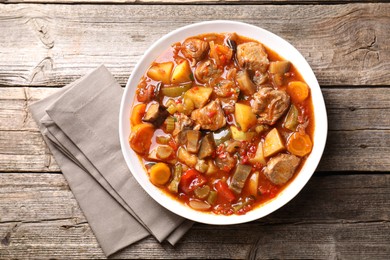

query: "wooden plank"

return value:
[0, 87, 389, 172]
[1, 0, 384, 4]
[1, 87, 389, 132]
[0, 173, 389, 259]
[1, 221, 389, 259]
[0, 4, 388, 87]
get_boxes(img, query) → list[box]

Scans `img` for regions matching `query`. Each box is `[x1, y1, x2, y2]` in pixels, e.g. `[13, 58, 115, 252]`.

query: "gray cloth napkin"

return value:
[29, 65, 193, 256]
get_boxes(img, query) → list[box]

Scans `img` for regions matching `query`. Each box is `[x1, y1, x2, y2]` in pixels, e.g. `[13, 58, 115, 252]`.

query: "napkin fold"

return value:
[29, 65, 193, 256]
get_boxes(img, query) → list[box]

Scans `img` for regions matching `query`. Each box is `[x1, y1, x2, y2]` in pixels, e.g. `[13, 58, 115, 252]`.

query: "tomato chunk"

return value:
[179, 169, 207, 194]
[215, 180, 236, 203]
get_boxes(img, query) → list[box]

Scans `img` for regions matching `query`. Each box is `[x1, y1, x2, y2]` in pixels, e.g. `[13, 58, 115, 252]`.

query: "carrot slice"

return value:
[149, 163, 171, 186]
[130, 103, 147, 127]
[129, 123, 154, 155]
[287, 132, 313, 157]
[287, 81, 310, 103]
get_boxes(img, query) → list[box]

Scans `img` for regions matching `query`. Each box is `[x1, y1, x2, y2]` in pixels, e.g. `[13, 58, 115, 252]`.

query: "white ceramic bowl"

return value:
[119, 20, 327, 225]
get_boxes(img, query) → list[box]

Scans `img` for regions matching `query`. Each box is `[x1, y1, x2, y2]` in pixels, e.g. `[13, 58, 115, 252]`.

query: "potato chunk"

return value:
[235, 103, 257, 132]
[147, 62, 174, 84]
[263, 128, 285, 157]
[184, 86, 213, 109]
[171, 60, 193, 84]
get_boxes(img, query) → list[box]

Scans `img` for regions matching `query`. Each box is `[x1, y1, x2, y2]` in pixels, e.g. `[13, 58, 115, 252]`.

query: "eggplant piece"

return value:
[269, 61, 291, 74]
[236, 70, 256, 96]
[229, 164, 252, 194]
[186, 130, 202, 153]
[143, 102, 169, 127]
[198, 133, 216, 159]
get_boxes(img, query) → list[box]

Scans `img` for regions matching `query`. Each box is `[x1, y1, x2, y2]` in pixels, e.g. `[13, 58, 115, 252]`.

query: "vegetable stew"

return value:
[129, 32, 314, 215]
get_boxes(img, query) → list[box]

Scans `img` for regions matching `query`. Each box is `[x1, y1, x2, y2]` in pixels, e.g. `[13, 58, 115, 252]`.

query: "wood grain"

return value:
[0, 88, 390, 172]
[0, 4, 388, 87]
[0, 1, 389, 259]
[1, 173, 389, 259]
[1, 0, 384, 4]
[0, 87, 389, 172]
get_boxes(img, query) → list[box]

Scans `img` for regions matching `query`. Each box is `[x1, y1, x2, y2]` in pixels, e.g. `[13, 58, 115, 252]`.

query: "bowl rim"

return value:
[119, 20, 328, 225]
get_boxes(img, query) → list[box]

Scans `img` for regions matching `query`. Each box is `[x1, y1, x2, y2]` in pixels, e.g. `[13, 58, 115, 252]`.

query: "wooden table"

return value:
[0, 1, 389, 259]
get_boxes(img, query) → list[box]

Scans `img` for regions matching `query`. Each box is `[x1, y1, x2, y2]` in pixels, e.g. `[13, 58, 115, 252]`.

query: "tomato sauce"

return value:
[130, 33, 315, 215]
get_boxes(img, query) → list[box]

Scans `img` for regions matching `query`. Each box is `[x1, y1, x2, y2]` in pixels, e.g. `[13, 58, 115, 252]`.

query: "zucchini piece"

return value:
[161, 83, 192, 97]
[230, 126, 256, 141]
[168, 164, 182, 193]
[213, 127, 232, 145]
[284, 104, 299, 131]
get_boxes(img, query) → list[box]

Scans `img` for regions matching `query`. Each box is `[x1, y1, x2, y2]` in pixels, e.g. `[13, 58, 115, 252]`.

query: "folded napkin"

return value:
[29, 65, 193, 256]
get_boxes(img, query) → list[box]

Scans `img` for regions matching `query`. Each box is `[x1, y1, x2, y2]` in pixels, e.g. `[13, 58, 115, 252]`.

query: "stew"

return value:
[129, 32, 314, 215]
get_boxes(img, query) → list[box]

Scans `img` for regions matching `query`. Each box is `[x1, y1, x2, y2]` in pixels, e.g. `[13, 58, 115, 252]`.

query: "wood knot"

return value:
[28, 18, 55, 49]
[1, 232, 11, 246]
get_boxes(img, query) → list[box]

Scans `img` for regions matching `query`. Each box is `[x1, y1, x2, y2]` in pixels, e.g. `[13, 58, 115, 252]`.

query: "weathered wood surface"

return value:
[1, 0, 385, 4]
[0, 4, 389, 87]
[1, 173, 389, 259]
[0, 1, 389, 259]
[1, 87, 389, 172]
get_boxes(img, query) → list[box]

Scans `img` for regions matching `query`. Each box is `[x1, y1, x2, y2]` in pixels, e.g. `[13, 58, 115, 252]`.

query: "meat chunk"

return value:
[251, 86, 290, 125]
[172, 113, 193, 136]
[236, 42, 269, 73]
[214, 79, 239, 114]
[191, 99, 226, 131]
[195, 59, 222, 84]
[215, 152, 237, 172]
[264, 154, 301, 185]
[181, 38, 209, 61]
[214, 79, 236, 98]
